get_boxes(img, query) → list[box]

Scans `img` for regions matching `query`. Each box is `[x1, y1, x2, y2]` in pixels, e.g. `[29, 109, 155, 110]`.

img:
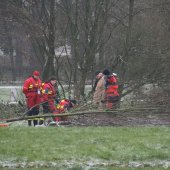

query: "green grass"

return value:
[0, 126, 170, 169]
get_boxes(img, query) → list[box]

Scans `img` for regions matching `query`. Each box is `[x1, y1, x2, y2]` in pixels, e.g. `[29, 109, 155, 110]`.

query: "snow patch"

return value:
[0, 159, 170, 169]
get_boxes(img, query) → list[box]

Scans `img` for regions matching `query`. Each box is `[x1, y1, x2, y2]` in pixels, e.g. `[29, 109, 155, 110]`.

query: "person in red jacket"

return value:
[56, 99, 77, 121]
[22, 71, 42, 126]
[41, 77, 60, 124]
[103, 69, 119, 109]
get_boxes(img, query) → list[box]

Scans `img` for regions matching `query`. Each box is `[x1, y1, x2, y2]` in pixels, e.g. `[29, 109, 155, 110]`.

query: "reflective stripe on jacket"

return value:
[41, 82, 56, 101]
[22, 76, 42, 96]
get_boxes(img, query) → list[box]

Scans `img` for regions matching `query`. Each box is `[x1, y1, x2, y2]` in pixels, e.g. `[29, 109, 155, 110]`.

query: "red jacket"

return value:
[23, 76, 42, 97]
[41, 82, 56, 101]
[56, 99, 71, 112]
[105, 75, 119, 96]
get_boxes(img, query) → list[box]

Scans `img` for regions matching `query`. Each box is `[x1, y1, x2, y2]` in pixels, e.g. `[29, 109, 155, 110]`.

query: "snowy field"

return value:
[0, 85, 92, 103]
[0, 84, 147, 104]
[0, 86, 23, 103]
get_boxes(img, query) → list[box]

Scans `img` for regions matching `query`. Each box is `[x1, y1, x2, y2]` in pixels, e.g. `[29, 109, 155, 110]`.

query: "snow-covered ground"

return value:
[0, 85, 92, 103]
[0, 86, 21, 89]
[0, 86, 23, 103]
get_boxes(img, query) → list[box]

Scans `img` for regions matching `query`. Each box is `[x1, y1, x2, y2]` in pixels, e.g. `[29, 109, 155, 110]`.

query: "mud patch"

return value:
[69, 112, 170, 127]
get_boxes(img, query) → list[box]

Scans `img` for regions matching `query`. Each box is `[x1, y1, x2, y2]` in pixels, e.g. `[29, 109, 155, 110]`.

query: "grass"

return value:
[0, 126, 170, 169]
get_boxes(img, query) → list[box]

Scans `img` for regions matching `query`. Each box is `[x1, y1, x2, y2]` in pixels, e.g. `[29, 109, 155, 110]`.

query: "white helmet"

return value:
[112, 73, 117, 77]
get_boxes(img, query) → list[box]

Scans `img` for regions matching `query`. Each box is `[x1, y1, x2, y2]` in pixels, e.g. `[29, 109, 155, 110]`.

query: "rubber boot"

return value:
[33, 120, 38, 126]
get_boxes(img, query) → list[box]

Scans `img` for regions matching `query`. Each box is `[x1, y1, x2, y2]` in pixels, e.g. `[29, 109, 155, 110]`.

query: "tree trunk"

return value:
[119, 0, 135, 96]
[4, 21, 16, 81]
[42, 0, 55, 80]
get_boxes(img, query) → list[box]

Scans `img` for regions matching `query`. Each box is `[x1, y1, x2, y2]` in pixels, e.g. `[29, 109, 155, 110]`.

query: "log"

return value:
[6, 106, 169, 123]
[6, 111, 117, 122]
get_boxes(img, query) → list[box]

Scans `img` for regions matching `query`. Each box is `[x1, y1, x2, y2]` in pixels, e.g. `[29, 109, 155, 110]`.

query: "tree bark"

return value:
[42, 0, 55, 80]
[119, 0, 135, 97]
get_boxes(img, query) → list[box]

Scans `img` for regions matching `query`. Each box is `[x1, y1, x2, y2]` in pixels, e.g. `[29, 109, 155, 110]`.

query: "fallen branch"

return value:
[6, 106, 169, 123]
[6, 111, 117, 122]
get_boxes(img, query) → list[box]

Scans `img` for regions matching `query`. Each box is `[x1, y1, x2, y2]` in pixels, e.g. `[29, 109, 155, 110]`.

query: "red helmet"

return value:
[33, 70, 40, 76]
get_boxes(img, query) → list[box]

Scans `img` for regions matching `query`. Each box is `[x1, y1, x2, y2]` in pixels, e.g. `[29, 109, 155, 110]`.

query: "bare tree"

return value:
[60, 0, 112, 98]
[41, 0, 56, 80]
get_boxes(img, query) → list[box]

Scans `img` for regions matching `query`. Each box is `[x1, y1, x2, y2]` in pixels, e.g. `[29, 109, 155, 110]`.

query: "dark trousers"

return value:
[27, 107, 39, 126]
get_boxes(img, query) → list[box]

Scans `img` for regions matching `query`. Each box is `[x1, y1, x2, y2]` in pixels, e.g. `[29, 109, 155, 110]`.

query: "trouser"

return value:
[26, 94, 40, 126]
[27, 107, 39, 126]
[106, 95, 119, 109]
[42, 100, 60, 122]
